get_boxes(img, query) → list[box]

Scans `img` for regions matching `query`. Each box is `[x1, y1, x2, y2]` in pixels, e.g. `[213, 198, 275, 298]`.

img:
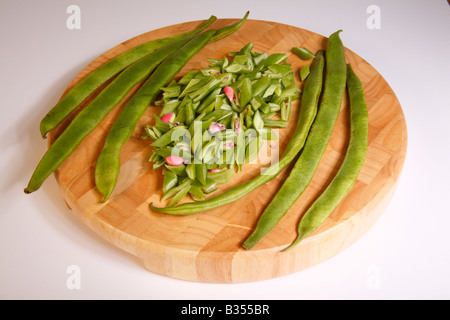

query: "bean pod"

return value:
[242, 30, 347, 249]
[24, 36, 196, 194]
[284, 63, 368, 251]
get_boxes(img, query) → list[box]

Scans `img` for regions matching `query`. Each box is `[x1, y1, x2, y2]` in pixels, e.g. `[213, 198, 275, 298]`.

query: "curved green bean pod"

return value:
[39, 15, 217, 138]
[242, 30, 347, 249]
[284, 63, 368, 251]
[95, 30, 217, 202]
[24, 36, 195, 194]
[208, 11, 249, 43]
[150, 50, 326, 215]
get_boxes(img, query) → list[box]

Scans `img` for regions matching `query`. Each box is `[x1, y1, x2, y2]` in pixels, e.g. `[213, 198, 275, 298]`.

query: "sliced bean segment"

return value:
[144, 41, 299, 205]
[292, 47, 315, 60]
[150, 49, 326, 215]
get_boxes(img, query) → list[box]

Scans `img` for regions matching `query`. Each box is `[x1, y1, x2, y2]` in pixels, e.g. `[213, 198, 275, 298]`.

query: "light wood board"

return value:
[48, 18, 408, 283]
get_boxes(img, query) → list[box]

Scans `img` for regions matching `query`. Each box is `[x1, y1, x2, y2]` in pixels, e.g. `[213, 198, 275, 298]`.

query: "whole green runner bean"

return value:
[284, 63, 368, 251]
[150, 49, 326, 215]
[242, 31, 347, 250]
[39, 15, 217, 138]
[95, 30, 217, 202]
[24, 36, 195, 194]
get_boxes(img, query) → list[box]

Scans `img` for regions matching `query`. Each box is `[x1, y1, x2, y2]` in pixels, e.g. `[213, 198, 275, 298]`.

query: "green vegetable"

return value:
[207, 166, 236, 184]
[150, 126, 189, 148]
[162, 170, 178, 193]
[150, 47, 325, 215]
[196, 163, 207, 186]
[24, 36, 196, 194]
[262, 119, 288, 128]
[300, 64, 310, 81]
[145, 38, 300, 205]
[239, 78, 253, 108]
[189, 185, 206, 201]
[292, 47, 315, 60]
[284, 63, 368, 251]
[242, 30, 347, 250]
[26, 14, 251, 197]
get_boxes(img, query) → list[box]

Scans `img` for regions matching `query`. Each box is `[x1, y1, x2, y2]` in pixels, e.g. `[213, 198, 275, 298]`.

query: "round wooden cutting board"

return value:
[48, 18, 407, 283]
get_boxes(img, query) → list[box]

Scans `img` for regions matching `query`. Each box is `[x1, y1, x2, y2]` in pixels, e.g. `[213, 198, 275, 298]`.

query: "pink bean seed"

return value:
[223, 142, 235, 148]
[223, 86, 234, 102]
[161, 113, 175, 123]
[165, 155, 184, 166]
[209, 122, 226, 134]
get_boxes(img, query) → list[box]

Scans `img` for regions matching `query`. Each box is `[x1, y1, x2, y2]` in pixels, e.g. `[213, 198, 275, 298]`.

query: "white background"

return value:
[1, 0, 449, 300]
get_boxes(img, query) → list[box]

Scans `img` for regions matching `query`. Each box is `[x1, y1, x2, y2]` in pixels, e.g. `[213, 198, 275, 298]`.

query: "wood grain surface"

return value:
[48, 18, 408, 283]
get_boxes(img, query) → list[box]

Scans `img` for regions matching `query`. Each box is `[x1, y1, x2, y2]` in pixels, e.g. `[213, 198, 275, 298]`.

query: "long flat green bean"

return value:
[284, 63, 368, 251]
[242, 31, 347, 250]
[24, 36, 195, 194]
[39, 15, 217, 138]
